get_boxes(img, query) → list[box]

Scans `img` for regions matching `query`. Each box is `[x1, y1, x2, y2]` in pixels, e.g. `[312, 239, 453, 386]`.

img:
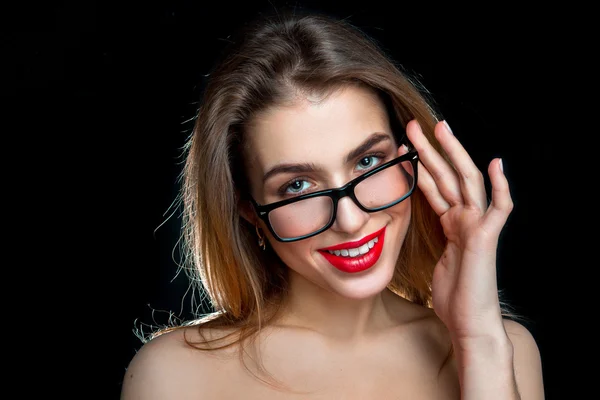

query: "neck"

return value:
[279, 269, 399, 341]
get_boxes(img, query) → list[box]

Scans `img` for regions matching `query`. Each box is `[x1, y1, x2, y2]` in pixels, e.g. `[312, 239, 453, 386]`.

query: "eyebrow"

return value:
[344, 132, 391, 164]
[262, 132, 392, 183]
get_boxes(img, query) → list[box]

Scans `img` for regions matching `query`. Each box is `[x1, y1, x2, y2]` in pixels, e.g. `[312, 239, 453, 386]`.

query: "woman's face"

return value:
[243, 85, 412, 300]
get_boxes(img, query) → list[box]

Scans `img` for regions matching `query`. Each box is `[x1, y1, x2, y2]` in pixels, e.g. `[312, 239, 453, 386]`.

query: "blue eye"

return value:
[356, 155, 382, 170]
[285, 180, 311, 194]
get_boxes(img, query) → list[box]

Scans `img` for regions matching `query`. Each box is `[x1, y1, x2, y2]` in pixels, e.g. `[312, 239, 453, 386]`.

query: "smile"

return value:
[318, 226, 386, 273]
[326, 237, 378, 257]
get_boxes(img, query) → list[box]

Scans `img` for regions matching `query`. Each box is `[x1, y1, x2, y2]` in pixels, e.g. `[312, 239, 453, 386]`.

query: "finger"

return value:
[397, 144, 411, 157]
[416, 160, 451, 216]
[398, 144, 449, 215]
[398, 144, 450, 215]
[482, 158, 514, 236]
[406, 119, 463, 207]
[434, 120, 487, 211]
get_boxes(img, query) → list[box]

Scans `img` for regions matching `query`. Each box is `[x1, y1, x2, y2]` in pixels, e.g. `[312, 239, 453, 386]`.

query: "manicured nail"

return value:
[443, 120, 453, 135]
[499, 158, 504, 173]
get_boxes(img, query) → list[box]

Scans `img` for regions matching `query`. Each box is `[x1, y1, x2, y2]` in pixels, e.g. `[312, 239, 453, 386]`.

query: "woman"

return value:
[121, 10, 544, 399]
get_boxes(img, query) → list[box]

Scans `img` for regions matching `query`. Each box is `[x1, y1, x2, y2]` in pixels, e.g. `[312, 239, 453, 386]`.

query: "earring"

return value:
[255, 224, 266, 250]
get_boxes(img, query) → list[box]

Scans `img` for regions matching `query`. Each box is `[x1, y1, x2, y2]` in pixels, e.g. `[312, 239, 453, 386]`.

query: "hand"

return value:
[405, 119, 514, 343]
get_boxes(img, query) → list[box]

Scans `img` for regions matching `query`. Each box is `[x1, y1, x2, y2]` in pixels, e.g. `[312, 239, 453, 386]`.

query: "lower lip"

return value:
[318, 227, 386, 273]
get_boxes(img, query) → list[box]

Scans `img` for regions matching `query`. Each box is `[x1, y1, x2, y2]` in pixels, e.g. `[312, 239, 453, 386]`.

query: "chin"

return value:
[321, 248, 398, 300]
[319, 225, 406, 300]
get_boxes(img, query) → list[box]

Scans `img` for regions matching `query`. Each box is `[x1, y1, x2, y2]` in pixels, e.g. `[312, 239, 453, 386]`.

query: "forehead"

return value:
[245, 85, 392, 168]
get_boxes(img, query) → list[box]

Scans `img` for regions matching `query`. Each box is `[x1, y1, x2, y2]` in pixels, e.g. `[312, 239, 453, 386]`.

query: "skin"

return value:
[121, 85, 545, 399]
[243, 86, 412, 325]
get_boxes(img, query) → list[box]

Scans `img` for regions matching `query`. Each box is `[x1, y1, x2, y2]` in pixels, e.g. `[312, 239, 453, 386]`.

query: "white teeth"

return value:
[327, 237, 379, 257]
[358, 244, 369, 255]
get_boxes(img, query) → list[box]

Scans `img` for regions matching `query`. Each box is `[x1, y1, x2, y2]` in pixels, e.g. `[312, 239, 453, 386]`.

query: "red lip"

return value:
[318, 227, 386, 273]
[319, 226, 386, 251]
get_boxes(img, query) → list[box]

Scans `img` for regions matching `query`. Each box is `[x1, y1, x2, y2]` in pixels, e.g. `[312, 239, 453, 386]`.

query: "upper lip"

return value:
[318, 226, 386, 251]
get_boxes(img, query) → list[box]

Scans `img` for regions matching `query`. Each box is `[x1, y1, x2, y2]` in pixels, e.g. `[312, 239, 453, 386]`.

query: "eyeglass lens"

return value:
[267, 159, 415, 239]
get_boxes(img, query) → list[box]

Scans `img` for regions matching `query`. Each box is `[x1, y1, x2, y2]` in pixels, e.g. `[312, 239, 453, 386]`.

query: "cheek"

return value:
[266, 234, 317, 270]
[387, 199, 412, 237]
[270, 240, 309, 261]
[389, 197, 411, 219]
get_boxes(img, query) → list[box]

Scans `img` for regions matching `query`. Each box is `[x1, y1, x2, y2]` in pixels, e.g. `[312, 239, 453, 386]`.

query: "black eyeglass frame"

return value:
[250, 150, 419, 242]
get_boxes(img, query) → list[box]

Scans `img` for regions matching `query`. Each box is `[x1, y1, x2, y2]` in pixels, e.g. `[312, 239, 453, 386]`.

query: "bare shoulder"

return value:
[503, 318, 542, 364]
[385, 292, 452, 344]
[120, 324, 239, 400]
[503, 318, 545, 399]
[384, 292, 455, 363]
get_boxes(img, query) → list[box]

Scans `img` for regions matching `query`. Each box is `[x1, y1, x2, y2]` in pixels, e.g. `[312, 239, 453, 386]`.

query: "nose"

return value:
[329, 196, 369, 235]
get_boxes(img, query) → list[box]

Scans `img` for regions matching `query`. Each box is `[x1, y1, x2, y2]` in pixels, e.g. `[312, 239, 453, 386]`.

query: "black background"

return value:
[8, 1, 583, 398]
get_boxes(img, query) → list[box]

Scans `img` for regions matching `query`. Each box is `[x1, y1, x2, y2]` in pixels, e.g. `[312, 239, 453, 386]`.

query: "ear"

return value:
[238, 197, 258, 225]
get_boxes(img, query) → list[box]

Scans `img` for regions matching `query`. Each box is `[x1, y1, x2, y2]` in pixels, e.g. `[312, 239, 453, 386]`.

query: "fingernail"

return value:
[443, 120, 453, 135]
[499, 158, 504, 173]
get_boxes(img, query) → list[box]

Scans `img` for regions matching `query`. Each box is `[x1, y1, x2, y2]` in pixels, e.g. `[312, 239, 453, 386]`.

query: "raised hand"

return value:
[405, 119, 514, 343]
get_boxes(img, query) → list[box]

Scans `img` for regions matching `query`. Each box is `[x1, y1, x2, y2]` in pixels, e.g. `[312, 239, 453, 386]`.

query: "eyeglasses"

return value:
[250, 150, 419, 242]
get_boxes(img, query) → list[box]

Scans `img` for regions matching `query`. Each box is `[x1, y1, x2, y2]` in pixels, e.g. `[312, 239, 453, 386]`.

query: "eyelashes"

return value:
[277, 152, 387, 196]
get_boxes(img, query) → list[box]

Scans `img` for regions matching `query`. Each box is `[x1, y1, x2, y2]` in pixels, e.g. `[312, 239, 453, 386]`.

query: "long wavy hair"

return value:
[147, 9, 516, 389]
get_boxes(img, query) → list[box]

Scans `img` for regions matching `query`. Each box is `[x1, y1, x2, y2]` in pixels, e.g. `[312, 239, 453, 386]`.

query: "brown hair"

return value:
[147, 9, 518, 388]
